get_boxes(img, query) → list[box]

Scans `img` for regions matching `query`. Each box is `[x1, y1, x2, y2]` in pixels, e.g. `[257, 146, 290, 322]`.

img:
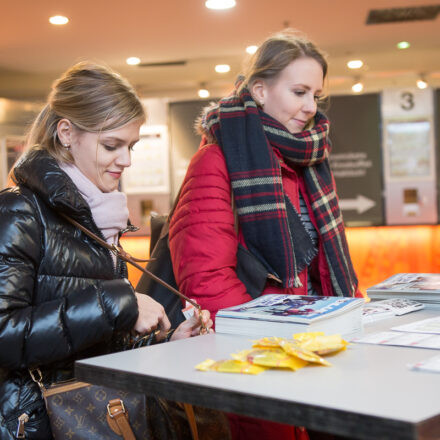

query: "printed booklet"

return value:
[362, 298, 424, 324]
[366, 274, 440, 306]
[215, 294, 364, 339]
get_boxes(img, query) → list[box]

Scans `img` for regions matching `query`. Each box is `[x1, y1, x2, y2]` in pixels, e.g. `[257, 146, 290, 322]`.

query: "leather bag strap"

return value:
[59, 212, 201, 312]
[183, 403, 200, 440]
[106, 399, 136, 440]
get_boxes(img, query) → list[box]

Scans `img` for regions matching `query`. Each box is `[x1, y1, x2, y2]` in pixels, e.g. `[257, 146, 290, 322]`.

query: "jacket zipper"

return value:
[15, 413, 29, 439]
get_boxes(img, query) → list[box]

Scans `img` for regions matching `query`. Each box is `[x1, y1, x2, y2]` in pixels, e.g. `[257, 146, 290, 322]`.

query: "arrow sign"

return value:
[339, 195, 376, 214]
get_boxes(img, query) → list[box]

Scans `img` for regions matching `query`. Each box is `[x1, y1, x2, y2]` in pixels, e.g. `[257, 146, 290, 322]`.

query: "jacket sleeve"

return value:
[169, 145, 252, 320]
[0, 190, 138, 370]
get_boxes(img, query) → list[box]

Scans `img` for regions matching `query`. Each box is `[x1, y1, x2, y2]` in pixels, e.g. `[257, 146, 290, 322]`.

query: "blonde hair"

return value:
[240, 29, 328, 92]
[25, 61, 146, 163]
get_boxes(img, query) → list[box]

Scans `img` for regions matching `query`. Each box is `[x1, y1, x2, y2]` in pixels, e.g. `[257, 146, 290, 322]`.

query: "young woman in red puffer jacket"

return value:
[169, 29, 363, 440]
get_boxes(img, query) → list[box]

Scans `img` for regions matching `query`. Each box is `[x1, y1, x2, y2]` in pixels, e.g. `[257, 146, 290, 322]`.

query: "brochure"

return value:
[352, 330, 440, 349]
[391, 316, 440, 335]
[362, 298, 424, 324]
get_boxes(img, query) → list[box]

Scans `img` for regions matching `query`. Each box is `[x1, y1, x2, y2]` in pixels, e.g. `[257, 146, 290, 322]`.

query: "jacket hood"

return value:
[13, 148, 92, 221]
[195, 102, 218, 145]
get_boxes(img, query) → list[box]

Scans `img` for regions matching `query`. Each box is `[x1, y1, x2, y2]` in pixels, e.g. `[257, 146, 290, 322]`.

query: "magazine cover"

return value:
[367, 273, 440, 294]
[216, 294, 363, 323]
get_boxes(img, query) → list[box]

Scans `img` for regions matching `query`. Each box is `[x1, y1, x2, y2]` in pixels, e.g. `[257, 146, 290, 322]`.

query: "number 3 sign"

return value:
[382, 88, 433, 119]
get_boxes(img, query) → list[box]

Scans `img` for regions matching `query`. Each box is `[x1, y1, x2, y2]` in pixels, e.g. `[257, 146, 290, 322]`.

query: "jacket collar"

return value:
[13, 148, 93, 223]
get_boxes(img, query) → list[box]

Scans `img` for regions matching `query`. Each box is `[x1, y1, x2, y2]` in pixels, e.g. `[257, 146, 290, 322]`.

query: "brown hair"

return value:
[241, 29, 328, 92]
[24, 61, 146, 163]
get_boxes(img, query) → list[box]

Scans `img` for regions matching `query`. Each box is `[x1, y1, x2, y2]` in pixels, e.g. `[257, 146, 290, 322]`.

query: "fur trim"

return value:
[194, 102, 219, 144]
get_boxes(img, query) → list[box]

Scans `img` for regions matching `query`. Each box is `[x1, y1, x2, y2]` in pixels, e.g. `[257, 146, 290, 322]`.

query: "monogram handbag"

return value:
[37, 376, 148, 440]
[29, 368, 195, 440]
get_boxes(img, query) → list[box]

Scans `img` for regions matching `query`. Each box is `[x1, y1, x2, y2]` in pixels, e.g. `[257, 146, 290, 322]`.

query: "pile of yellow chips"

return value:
[195, 332, 348, 375]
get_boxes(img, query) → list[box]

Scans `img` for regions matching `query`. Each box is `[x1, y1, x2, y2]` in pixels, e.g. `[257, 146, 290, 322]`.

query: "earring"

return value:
[63, 143, 70, 149]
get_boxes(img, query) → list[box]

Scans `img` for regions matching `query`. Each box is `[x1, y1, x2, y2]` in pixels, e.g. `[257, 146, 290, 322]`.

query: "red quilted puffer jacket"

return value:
[169, 141, 363, 440]
[169, 142, 361, 323]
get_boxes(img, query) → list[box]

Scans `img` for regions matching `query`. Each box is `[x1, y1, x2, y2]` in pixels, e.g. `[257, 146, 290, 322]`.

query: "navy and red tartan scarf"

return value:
[202, 81, 358, 297]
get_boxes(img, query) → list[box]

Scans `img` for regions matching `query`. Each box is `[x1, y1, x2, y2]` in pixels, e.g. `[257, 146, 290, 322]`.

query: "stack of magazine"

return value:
[215, 294, 364, 339]
[366, 273, 440, 308]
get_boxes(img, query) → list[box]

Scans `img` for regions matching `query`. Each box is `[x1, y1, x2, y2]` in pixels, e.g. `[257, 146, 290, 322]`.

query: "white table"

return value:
[76, 309, 440, 440]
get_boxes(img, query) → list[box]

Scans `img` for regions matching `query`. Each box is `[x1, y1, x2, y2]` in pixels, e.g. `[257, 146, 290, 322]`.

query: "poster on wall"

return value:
[121, 124, 170, 194]
[121, 124, 171, 236]
[386, 120, 431, 179]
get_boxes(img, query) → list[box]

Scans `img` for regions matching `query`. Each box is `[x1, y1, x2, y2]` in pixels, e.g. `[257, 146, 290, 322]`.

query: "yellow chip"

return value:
[247, 348, 308, 371]
[195, 358, 217, 371]
[196, 358, 265, 374]
[252, 336, 284, 348]
[278, 340, 331, 366]
[299, 334, 347, 354]
[293, 332, 325, 342]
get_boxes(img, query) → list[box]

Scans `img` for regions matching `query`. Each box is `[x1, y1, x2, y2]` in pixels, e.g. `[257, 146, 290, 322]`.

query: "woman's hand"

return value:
[133, 292, 171, 341]
[171, 309, 213, 341]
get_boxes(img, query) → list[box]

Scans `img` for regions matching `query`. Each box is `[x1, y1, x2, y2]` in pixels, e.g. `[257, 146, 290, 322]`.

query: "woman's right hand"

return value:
[133, 292, 171, 341]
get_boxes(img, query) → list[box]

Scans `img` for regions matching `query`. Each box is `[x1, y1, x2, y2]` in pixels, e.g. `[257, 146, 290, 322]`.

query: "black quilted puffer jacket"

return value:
[0, 148, 139, 439]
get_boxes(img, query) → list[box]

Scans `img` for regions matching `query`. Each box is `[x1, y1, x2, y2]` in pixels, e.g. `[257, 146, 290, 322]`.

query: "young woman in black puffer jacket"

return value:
[0, 62, 212, 439]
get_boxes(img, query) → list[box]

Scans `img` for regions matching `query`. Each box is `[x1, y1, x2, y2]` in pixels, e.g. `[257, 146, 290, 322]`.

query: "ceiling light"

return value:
[198, 88, 210, 98]
[246, 45, 258, 55]
[49, 15, 69, 25]
[417, 77, 428, 89]
[397, 41, 410, 49]
[352, 81, 364, 93]
[215, 64, 230, 73]
[205, 0, 236, 10]
[126, 57, 141, 66]
[347, 60, 363, 69]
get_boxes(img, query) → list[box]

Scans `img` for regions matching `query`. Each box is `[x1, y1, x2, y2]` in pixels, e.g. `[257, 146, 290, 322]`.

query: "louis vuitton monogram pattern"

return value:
[46, 382, 149, 439]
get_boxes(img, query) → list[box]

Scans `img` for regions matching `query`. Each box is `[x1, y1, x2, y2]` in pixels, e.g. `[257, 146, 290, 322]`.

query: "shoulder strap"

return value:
[59, 212, 202, 312]
[106, 399, 136, 440]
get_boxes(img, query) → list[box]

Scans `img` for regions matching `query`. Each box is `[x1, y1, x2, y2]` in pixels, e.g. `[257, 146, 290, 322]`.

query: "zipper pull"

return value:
[16, 413, 29, 439]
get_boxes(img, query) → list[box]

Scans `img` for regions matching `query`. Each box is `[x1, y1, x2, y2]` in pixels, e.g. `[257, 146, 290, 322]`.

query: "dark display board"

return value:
[169, 100, 210, 199]
[436, 89, 440, 223]
[326, 93, 384, 226]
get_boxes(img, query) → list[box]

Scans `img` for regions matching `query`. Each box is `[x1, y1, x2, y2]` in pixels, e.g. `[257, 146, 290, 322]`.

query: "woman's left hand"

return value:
[171, 309, 214, 341]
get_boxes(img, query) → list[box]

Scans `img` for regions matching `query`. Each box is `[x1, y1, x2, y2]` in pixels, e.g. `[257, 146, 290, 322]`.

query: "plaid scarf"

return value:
[202, 82, 358, 297]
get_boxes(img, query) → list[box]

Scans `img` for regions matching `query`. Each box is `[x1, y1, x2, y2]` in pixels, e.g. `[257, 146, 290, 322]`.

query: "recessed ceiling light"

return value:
[198, 88, 210, 98]
[215, 64, 231, 73]
[205, 0, 236, 10]
[126, 57, 141, 66]
[397, 41, 410, 49]
[352, 82, 364, 93]
[246, 45, 258, 55]
[417, 78, 428, 89]
[49, 15, 69, 25]
[347, 60, 363, 69]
